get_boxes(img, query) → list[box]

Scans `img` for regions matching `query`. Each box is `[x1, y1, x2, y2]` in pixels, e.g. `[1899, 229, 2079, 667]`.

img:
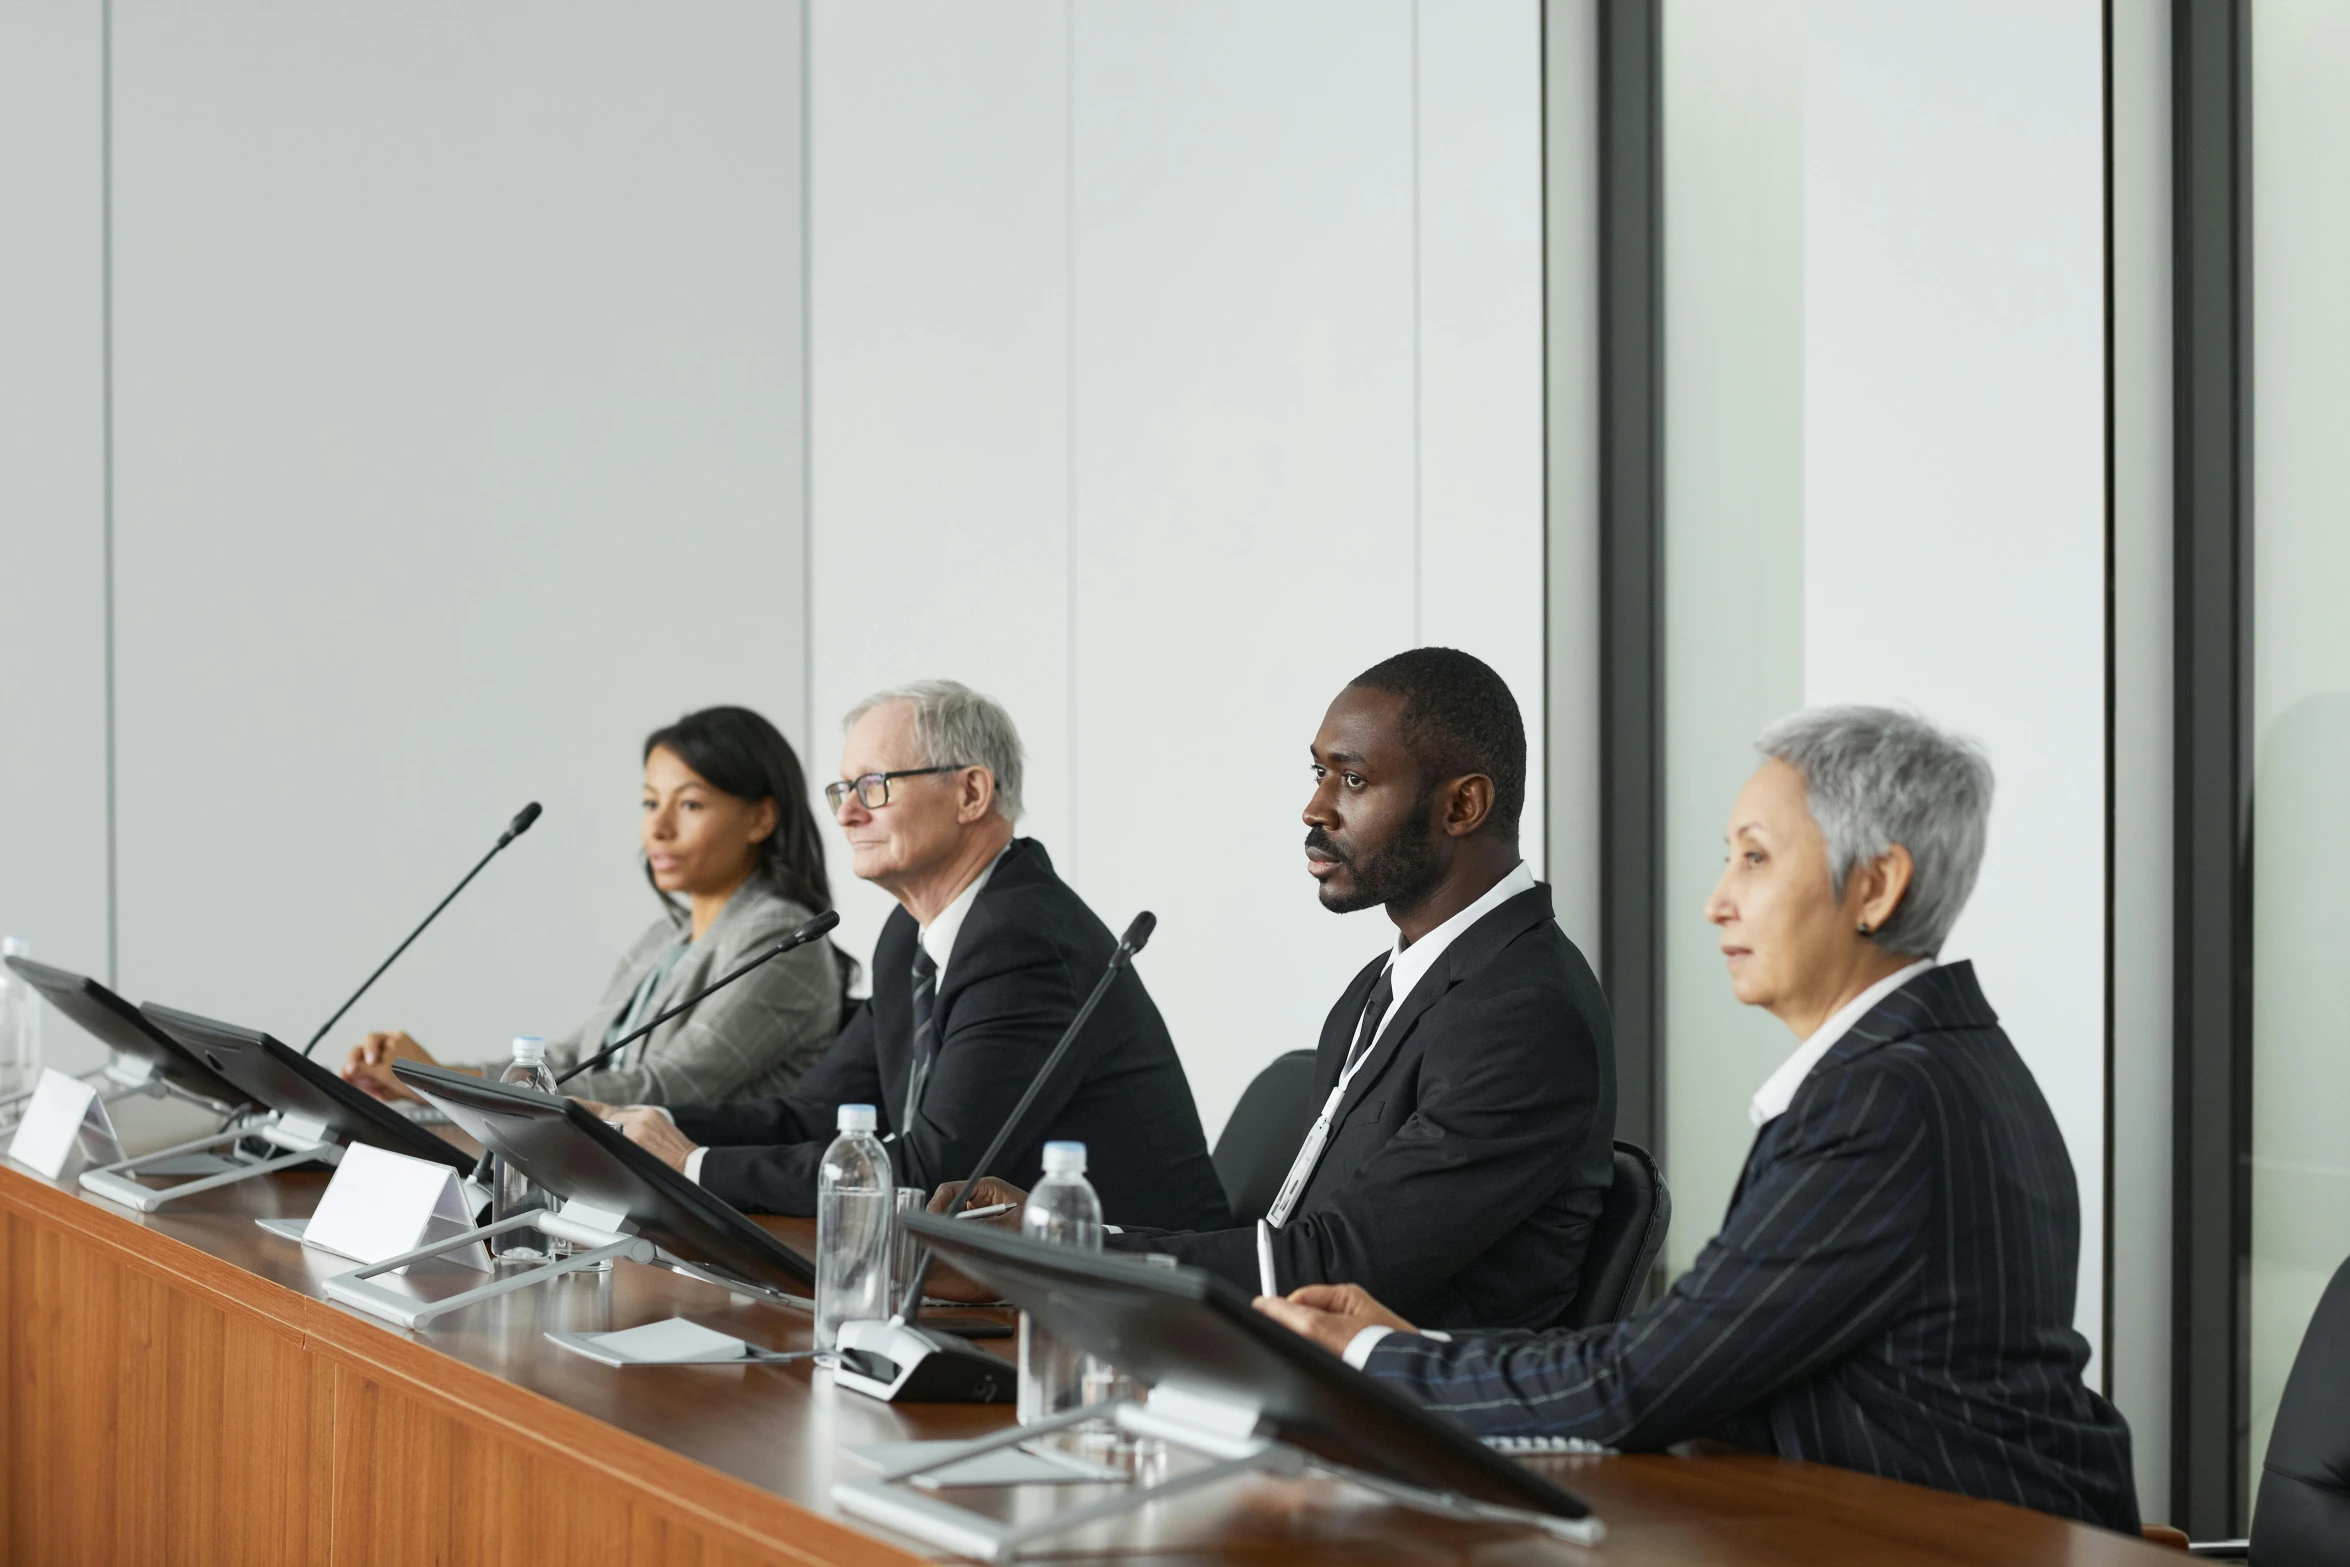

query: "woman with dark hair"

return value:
[340, 706, 846, 1107]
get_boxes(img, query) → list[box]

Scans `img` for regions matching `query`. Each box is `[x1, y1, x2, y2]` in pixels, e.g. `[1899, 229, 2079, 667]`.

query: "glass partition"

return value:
[2247, 0, 2350, 1513]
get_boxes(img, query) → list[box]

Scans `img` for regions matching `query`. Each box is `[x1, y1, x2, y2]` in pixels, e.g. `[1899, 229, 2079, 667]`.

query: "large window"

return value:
[2247, 0, 2350, 1514]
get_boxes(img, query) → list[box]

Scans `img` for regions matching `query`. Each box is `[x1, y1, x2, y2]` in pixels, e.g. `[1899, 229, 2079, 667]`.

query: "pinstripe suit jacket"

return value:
[1362, 962, 2140, 1532]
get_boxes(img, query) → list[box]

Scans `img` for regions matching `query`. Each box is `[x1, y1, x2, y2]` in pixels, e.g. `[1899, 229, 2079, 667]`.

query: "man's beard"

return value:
[1311, 784, 1443, 915]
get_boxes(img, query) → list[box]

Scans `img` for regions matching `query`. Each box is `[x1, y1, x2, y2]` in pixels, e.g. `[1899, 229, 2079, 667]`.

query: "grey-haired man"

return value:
[608, 680, 1231, 1230]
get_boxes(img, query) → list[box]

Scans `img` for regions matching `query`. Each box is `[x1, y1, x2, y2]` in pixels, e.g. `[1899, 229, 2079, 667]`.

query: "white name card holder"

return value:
[4, 1068, 129, 1179]
[255, 1141, 490, 1269]
[831, 1384, 1605, 1563]
[78, 1109, 342, 1214]
[324, 1196, 652, 1330]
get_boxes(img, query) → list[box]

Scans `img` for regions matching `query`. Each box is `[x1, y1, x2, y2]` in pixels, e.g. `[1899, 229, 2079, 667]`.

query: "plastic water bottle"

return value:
[816, 1104, 894, 1354]
[1018, 1141, 1103, 1425]
[0, 938, 40, 1100]
[490, 1036, 564, 1263]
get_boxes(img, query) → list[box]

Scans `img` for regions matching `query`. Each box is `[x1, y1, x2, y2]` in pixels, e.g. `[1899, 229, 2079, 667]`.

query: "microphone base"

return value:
[832, 1318, 1017, 1405]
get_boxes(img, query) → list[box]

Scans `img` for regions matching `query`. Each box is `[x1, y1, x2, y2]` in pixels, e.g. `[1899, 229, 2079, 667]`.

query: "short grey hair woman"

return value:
[1705, 704, 1993, 1049]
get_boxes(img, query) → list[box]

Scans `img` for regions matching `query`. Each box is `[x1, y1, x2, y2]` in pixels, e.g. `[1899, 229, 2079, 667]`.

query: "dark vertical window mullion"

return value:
[2168, 0, 2253, 1539]
[1596, 0, 1664, 1163]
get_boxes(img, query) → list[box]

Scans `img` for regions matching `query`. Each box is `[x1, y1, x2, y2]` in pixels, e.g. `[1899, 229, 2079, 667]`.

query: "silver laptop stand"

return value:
[323, 1198, 653, 1329]
[78, 1110, 341, 1213]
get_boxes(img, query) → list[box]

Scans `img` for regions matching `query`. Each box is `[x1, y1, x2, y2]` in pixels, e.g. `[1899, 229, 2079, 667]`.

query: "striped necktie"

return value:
[905, 943, 941, 1126]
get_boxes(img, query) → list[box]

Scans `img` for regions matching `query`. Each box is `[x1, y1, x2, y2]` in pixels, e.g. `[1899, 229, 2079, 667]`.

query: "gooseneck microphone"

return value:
[554, 909, 841, 1087]
[894, 910, 1156, 1324]
[301, 802, 545, 1058]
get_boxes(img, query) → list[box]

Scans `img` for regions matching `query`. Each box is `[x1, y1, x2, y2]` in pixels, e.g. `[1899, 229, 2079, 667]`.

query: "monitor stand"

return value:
[831, 1384, 1606, 1562]
[323, 1197, 654, 1329]
[78, 1111, 342, 1213]
[0, 1052, 230, 1132]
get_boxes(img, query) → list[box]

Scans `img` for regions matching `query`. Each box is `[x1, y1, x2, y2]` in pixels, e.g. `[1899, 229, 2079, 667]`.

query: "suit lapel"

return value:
[1317, 958, 1387, 1096]
[1329, 967, 1442, 1125]
[1327, 885, 1554, 1127]
[869, 911, 919, 1123]
[1810, 960, 1996, 1079]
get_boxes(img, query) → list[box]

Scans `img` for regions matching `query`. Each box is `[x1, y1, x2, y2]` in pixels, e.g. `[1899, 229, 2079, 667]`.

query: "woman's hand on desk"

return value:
[340, 1031, 444, 1103]
[1254, 1284, 1417, 1358]
[607, 1106, 700, 1174]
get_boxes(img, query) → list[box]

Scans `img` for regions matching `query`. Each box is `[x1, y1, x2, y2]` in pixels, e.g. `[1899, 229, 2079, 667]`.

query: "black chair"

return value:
[1562, 1141, 1671, 1329]
[2240, 1253, 2350, 1566]
[1210, 1050, 1319, 1226]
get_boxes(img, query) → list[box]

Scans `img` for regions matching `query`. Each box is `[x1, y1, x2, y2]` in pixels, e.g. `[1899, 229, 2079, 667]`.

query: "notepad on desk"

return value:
[545, 1317, 811, 1366]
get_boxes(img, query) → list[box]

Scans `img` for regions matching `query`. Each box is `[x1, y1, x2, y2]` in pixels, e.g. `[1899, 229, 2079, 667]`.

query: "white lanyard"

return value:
[1264, 975, 1392, 1229]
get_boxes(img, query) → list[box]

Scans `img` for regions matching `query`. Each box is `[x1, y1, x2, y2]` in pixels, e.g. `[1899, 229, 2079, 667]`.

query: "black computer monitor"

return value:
[140, 1004, 477, 1175]
[900, 1212, 1595, 1528]
[392, 1060, 816, 1300]
[4, 957, 253, 1112]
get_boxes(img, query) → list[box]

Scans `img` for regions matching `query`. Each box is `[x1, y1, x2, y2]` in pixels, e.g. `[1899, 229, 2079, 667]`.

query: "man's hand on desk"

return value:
[915, 1177, 1028, 1303]
[600, 1105, 700, 1175]
[341, 1030, 450, 1103]
[1253, 1283, 1417, 1358]
[926, 1176, 1028, 1230]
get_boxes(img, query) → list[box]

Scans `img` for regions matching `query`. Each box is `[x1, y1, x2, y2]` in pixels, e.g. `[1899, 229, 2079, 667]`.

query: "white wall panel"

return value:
[1543, 0, 1603, 964]
[0, 0, 112, 1072]
[1417, 0, 1548, 879]
[805, 0, 1072, 980]
[2109, 0, 2172, 1513]
[1801, 0, 2107, 1365]
[109, 3, 807, 1058]
[1068, 0, 1418, 1133]
[808, 0, 1550, 1137]
[1659, 0, 1809, 1277]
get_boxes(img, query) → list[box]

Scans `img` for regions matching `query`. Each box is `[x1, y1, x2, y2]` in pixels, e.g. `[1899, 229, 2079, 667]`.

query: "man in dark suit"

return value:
[941, 649, 1617, 1330]
[1259, 706, 2140, 1533]
[604, 680, 1229, 1230]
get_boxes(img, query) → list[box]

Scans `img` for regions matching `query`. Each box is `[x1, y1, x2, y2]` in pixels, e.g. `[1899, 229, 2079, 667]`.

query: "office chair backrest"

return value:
[2251, 1252, 2350, 1567]
[1562, 1141, 1671, 1329]
[1211, 1050, 1319, 1226]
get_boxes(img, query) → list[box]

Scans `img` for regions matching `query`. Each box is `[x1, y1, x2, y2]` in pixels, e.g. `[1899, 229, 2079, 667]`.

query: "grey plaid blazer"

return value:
[1361, 962, 2140, 1533]
[514, 877, 841, 1107]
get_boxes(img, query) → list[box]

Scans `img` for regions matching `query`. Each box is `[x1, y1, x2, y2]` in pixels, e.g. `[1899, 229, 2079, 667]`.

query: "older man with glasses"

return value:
[604, 679, 1231, 1231]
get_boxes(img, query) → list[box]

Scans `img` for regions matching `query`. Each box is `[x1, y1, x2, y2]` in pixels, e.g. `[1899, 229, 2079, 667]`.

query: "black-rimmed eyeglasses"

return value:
[824, 765, 971, 811]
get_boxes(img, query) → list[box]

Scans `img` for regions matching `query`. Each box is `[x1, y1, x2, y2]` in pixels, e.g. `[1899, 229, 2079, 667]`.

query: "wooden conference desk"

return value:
[0, 1152, 2172, 1567]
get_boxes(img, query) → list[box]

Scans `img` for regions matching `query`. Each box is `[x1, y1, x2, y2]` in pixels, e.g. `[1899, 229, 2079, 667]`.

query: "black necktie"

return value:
[905, 943, 941, 1125]
[1344, 965, 1396, 1076]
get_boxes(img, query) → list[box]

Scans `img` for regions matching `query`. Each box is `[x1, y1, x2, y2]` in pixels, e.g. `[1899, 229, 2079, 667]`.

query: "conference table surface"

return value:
[0, 1122, 2177, 1567]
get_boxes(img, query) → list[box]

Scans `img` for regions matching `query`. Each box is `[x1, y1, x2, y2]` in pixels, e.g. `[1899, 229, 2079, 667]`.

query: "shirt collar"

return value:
[919, 841, 1011, 989]
[1748, 957, 1937, 1128]
[1373, 861, 1538, 1041]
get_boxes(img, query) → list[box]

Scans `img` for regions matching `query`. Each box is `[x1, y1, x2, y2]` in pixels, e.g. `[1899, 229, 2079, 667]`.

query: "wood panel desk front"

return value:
[0, 1154, 2171, 1566]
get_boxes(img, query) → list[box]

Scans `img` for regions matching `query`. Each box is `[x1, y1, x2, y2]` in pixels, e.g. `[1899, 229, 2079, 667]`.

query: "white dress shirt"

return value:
[674, 845, 1010, 1184]
[1747, 958, 1936, 1128]
[1368, 859, 1537, 1056]
[918, 843, 1004, 991]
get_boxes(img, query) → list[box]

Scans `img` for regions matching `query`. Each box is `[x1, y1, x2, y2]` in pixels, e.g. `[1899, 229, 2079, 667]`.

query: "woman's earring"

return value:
[1857, 921, 1873, 936]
